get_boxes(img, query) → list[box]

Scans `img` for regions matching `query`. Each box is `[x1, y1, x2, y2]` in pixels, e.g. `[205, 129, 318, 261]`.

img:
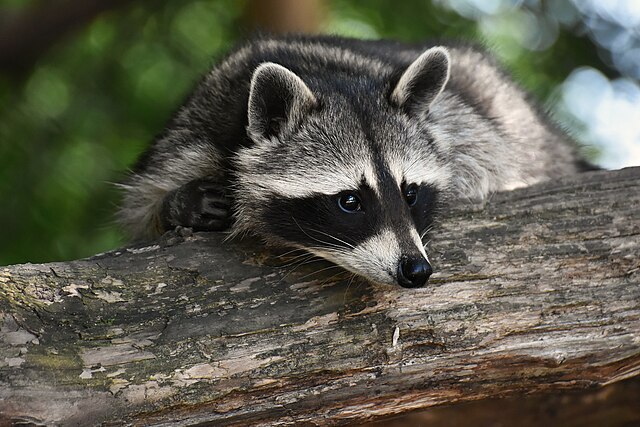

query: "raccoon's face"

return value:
[234, 47, 451, 288]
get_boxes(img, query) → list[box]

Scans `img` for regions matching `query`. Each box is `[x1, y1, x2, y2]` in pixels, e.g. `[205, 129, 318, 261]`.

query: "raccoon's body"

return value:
[119, 34, 588, 288]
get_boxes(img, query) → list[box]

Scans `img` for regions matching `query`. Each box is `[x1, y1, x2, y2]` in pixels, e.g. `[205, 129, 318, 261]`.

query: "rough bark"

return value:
[360, 376, 640, 427]
[1, 167, 639, 426]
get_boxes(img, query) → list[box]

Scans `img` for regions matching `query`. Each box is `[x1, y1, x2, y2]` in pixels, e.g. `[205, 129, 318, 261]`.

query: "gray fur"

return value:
[391, 46, 450, 115]
[118, 35, 586, 287]
[247, 62, 318, 141]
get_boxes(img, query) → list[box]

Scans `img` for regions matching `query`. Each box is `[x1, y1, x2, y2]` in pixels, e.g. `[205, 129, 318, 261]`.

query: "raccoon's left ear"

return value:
[247, 62, 317, 141]
[390, 47, 450, 116]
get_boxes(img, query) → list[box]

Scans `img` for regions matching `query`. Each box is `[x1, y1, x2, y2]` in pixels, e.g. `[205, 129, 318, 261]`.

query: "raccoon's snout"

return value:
[397, 255, 432, 288]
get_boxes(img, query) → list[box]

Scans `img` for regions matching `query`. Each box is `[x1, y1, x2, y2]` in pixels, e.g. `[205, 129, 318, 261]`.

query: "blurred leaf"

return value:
[0, 0, 629, 265]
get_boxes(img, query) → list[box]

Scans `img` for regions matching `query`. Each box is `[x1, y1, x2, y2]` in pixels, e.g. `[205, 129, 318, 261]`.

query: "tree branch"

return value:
[1, 167, 639, 426]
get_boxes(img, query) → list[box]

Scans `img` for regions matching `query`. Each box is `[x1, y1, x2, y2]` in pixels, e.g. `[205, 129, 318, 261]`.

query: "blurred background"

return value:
[1, 0, 639, 266]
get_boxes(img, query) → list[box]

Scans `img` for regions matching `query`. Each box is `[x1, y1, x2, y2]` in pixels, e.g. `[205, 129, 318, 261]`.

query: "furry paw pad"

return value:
[160, 177, 232, 232]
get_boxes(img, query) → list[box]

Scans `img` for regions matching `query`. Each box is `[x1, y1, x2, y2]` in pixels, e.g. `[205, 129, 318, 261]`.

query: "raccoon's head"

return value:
[234, 47, 451, 288]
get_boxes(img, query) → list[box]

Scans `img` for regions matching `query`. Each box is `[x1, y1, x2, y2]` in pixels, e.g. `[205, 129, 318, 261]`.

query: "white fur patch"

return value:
[313, 229, 400, 286]
[236, 149, 380, 199]
[410, 228, 429, 261]
[387, 151, 452, 190]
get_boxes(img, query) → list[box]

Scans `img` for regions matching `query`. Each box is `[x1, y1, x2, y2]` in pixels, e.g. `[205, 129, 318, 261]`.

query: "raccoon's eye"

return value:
[404, 184, 418, 206]
[338, 193, 362, 213]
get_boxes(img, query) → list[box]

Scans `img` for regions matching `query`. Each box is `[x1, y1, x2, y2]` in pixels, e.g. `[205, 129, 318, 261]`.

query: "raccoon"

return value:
[118, 34, 590, 288]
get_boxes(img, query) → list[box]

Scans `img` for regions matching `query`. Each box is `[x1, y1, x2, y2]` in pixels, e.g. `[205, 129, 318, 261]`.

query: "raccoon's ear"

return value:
[247, 62, 317, 141]
[390, 47, 450, 116]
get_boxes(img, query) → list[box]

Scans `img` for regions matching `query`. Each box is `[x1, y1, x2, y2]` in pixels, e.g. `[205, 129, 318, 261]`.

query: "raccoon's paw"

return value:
[160, 177, 232, 232]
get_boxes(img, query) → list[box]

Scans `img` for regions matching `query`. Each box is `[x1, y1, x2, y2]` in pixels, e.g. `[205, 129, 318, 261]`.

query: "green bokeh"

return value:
[0, 0, 245, 265]
[0, 1, 611, 265]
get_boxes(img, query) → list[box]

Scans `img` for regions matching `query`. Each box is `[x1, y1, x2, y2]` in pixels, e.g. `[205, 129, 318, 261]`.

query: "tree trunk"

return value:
[243, 0, 325, 34]
[1, 167, 639, 426]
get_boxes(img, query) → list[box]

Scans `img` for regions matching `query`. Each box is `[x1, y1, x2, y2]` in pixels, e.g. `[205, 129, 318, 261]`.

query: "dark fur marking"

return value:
[160, 177, 232, 232]
[261, 173, 439, 256]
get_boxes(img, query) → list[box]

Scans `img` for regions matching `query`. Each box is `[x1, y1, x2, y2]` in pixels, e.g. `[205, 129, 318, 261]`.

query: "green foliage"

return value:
[0, 0, 244, 264]
[0, 1, 612, 265]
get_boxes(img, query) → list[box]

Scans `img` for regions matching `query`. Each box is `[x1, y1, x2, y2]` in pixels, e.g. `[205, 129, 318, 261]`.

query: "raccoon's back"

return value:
[135, 34, 586, 202]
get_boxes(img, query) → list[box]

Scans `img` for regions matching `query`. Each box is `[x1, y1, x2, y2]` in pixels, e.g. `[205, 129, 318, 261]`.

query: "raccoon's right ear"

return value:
[390, 47, 450, 116]
[247, 62, 317, 141]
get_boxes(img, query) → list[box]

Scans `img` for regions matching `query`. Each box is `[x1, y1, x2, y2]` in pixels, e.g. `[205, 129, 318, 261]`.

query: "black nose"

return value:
[397, 256, 432, 288]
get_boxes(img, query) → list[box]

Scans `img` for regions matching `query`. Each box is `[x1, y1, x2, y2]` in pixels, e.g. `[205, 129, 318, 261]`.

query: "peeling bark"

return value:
[1, 167, 639, 426]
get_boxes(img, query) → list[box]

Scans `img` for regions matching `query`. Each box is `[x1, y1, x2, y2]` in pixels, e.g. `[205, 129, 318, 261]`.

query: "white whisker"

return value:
[343, 273, 358, 304]
[291, 217, 352, 251]
[305, 227, 356, 249]
[297, 264, 344, 282]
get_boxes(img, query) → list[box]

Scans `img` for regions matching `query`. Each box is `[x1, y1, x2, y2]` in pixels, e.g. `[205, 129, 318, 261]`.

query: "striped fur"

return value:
[118, 34, 586, 286]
